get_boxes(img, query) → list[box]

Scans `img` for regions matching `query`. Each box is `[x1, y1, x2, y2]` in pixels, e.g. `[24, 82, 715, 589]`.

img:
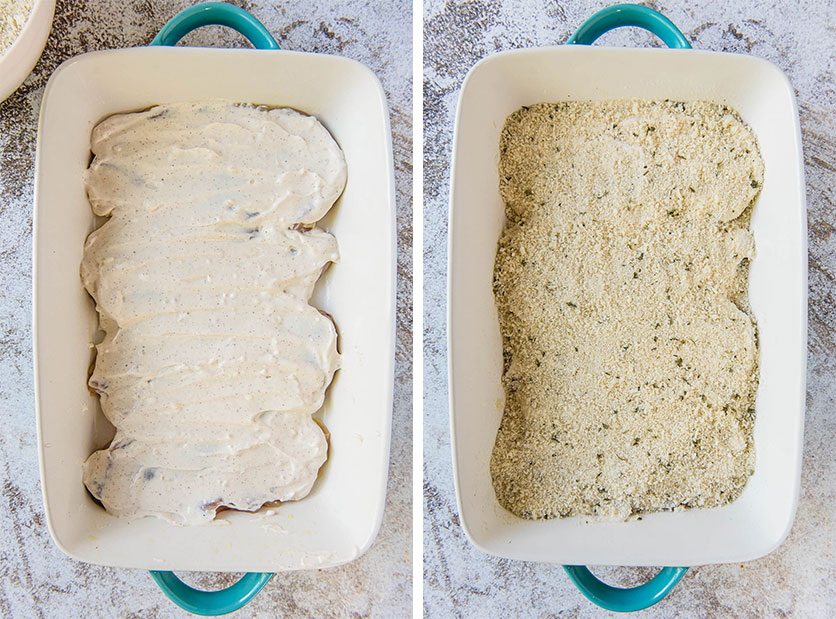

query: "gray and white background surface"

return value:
[424, 1, 835, 617]
[0, 0, 412, 616]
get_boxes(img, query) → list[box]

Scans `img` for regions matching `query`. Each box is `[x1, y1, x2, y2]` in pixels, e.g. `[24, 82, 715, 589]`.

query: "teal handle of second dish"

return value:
[564, 566, 688, 613]
[563, 9, 690, 612]
[150, 571, 273, 616]
[150, 2, 279, 49]
[146, 8, 277, 615]
[566, 3, 691, 49]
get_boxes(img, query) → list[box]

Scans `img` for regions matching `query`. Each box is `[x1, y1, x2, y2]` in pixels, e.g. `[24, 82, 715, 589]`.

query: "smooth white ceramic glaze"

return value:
[448, 46, 806, 567]
[34, 47, 395, 572]
[0, 0, 55, 102]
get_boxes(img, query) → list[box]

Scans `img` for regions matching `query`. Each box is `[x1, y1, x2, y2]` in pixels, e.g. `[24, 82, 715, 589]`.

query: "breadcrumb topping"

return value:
[0, 0, 33, 55]
[491, 100, 763, 520]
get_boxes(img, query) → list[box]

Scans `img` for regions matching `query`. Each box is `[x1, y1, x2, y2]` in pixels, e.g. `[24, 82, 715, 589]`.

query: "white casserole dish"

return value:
[448, 29, 807, 567]
[33, 43, 396, 572]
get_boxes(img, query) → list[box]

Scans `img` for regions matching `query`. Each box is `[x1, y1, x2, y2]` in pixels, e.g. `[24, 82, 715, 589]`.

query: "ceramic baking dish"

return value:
[448, 4, 806, 611]
[33, 3, 395, 613]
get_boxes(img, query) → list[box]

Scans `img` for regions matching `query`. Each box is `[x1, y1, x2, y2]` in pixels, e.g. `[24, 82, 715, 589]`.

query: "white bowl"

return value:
[34, 46, 395, 572]
[0, 0, 54, 102]
[448, 46, 807, 567]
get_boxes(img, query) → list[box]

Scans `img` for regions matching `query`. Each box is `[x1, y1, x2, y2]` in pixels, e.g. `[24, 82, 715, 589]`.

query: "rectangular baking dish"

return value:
[448, 44, 806, 567]
[33, 46, 395, 573]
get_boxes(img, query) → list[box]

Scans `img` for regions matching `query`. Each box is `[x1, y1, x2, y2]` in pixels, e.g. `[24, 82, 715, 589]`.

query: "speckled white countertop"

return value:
[424, 1, 835, 616]
[0, 0, 412, 616]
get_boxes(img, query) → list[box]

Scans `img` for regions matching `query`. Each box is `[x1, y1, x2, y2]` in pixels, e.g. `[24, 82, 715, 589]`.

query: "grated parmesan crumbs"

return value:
[0, 0, 34, 56]
[491, 100, 763, 521]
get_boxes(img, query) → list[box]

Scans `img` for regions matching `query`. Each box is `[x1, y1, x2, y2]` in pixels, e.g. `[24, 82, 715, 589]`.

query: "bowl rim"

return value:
[0, 0, 56, 102]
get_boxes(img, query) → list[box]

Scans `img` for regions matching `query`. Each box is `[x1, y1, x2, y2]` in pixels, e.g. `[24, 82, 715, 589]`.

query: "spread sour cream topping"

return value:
[81, 101, 346, 525]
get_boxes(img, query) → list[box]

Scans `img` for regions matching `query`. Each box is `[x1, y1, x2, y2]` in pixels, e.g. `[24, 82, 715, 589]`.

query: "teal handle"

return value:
[150, 571, 273, 616]
[566, 4, 691, 49]
[150, 2, 279, 49]
[564, 566, 688, 612]
[564, 7, 691, 608]
[146, 6, 278, 613]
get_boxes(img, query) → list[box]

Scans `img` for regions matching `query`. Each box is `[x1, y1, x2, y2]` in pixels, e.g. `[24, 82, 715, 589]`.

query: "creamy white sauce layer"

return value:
[81, 101, 345, 525]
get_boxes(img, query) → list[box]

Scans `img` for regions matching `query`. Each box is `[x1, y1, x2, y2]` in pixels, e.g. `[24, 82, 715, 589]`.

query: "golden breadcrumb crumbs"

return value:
[491, 100, 763, 520]
[0, 0, 33, 55]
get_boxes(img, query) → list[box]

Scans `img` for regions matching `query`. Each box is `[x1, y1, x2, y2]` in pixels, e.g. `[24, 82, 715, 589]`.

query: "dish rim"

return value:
[447, 44, 807, 567]
[33, 44, 397, 572]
